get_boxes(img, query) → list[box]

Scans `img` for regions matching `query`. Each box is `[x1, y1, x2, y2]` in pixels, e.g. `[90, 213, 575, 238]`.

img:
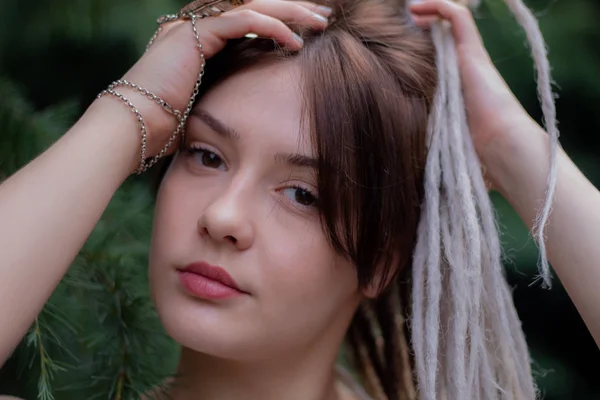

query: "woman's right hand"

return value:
[0, 0, 331, 366]
[118, 0, 331, 158]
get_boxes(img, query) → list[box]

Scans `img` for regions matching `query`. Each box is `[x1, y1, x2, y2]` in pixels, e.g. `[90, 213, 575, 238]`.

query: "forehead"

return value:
[196, 61, 310, 153]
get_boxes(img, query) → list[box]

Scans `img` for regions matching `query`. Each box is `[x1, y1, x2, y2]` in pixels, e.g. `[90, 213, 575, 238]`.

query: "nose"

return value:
[198, 185, 255, 251]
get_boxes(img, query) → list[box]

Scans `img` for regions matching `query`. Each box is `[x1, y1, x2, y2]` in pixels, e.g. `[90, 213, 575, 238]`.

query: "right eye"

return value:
[184, 143, 227, 171]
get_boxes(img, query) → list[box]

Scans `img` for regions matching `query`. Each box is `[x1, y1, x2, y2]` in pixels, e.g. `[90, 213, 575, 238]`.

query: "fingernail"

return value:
[313, 13, 329, 24]
[316, 6, 333, 16]
[293, 33, 304, 45]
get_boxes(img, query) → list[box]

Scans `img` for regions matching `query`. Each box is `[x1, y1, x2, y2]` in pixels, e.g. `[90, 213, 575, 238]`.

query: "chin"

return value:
[150, 276, 264, 360]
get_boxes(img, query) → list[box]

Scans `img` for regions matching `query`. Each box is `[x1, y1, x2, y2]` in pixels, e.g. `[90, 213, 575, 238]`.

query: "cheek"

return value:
[252, 228, 359, 352]
[150, 165, 199, 264]
[259, 223, 358, 320]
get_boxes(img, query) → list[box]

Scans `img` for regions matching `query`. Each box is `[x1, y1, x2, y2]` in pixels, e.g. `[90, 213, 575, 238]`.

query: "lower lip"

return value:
[178, 271, 244, 300]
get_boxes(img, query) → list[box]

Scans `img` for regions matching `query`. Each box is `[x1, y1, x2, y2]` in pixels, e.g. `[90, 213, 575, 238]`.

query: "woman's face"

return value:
[149, 61, 362, 361]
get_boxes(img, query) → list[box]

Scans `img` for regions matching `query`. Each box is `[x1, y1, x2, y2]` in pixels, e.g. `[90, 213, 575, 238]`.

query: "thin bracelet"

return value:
[97, 0, 245, 175]
[97, 88, 149, 175]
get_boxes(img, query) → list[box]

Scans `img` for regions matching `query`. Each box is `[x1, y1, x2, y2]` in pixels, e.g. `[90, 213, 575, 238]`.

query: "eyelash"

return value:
[281, 185, 320, 209]
[182, 142, 320, 209]
[183, 142, 227, 170]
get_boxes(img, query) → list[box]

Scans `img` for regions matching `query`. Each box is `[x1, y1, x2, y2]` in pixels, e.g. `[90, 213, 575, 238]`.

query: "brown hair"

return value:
[154, 1, 436, 398]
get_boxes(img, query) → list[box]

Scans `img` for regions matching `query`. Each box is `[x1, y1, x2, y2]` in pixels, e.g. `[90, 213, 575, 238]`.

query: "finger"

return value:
[147, 16, 193, 49]
[208, 9, 308, 51]
[409, 0, 484, 49]
[151, 0, 329, 49]
[411, 14, 441, 29]
[289, 1, 333, 17]
[234, 0, 330, 30]
[157, 19, 186, 38]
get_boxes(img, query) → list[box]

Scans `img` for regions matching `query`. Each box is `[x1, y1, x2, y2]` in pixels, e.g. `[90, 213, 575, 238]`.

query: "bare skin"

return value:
[0, 0, 331, 366]
[1, 0, 599, 398]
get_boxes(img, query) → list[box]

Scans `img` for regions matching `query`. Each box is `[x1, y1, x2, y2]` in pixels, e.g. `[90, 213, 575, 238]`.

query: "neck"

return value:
[168, 342, 344, 400]
[166, 299, 360, 400]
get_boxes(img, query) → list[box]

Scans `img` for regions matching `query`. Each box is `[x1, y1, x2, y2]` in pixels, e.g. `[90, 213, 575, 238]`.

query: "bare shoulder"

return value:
[0, 396, 25, 400]
[335, 365, 373, 400]
[337, 382, 362, 400]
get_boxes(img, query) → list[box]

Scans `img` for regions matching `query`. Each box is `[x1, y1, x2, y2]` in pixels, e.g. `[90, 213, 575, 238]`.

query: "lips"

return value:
[177, 261, 246, 300]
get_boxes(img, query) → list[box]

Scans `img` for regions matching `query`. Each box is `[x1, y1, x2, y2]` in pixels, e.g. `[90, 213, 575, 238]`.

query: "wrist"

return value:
[79, 96, 145, 176]
[480, 117, 550, 203]
[107, 86, 179, 157]
[86, 88, 178, 175]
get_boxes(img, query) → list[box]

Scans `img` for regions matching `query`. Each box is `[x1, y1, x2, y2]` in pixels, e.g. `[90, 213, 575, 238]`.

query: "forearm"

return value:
[486, 120, 600, 345]
[0, 97, 140, 364]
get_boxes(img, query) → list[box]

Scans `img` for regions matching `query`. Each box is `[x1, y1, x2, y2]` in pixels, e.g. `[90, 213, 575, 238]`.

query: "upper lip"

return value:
[178, 261, 245, 293]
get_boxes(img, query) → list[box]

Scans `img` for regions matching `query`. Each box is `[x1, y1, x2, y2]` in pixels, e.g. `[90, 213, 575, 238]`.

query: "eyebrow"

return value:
[274, 153, 318, 169]
[191, 107, 240, 141]
[192, 108, 317, 169]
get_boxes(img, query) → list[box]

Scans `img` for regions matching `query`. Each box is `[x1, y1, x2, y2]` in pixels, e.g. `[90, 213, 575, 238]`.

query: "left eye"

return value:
[282, 187, 318, 207]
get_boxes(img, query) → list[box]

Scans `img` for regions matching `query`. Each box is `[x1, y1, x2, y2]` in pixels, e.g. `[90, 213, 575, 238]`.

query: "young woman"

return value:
[0, 0, 599, 399]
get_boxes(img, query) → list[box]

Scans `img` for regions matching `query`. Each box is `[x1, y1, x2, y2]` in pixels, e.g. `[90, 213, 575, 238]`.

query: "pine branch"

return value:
[57, 182, 179, 399]
[25, 313, 71, 400]
[30, 319, 54, 400]
[3, 180, 177, 399]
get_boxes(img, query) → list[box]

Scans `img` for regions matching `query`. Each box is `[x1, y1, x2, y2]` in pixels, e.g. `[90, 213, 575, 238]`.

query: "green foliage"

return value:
[2, 174, 179, 399]
[0, 68, 178, 400]
[50, 182, 179, 400]
[0, 0, 599, 399]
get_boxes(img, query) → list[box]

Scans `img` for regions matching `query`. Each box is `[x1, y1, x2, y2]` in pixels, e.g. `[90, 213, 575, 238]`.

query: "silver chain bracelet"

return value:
[97, 0, 244, 175]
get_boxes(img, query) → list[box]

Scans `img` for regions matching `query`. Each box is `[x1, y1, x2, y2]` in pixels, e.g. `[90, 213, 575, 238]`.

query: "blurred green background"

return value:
[0, 0, 599, 399]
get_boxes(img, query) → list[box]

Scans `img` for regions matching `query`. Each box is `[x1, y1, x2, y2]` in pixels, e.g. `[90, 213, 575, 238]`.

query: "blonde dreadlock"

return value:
[409, 0, 558, 398]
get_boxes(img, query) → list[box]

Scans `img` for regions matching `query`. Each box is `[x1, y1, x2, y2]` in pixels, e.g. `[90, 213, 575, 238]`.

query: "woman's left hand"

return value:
[409, 0, 542, 190]
[411, 0, 600, 347]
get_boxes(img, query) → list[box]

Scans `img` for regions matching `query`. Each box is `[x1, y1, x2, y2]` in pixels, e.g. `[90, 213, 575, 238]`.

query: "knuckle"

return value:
[236, 9, 259, 19]
[245, 0, 271, 8]
[297, 3, 318, 16]
[272, 18, 288, 31]
[456, 4, 472, 18]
